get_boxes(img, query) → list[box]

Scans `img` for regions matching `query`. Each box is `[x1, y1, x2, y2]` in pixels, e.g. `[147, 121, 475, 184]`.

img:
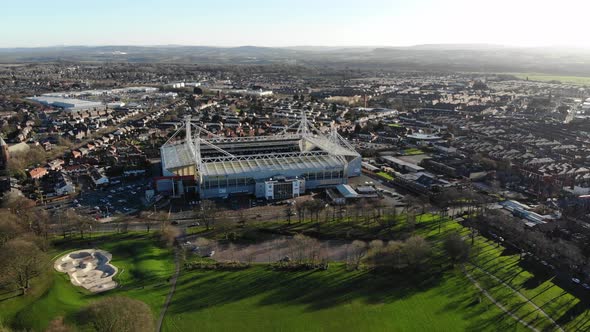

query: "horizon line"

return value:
[1, 43, 590, 50]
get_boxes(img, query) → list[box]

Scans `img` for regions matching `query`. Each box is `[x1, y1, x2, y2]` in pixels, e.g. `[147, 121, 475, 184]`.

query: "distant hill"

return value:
[2, 44, 590, 76]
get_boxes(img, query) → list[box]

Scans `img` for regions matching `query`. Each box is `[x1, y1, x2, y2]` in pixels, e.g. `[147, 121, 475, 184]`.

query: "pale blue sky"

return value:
[1, 0, 588, 48]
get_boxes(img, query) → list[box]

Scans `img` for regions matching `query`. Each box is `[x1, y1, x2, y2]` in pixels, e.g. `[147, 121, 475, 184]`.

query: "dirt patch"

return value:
[193, 237, 353, 263]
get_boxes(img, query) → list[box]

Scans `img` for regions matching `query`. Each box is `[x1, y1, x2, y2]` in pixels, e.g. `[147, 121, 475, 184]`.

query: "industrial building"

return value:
[159, 114, 361, 200]
[27, 96, 104, 111]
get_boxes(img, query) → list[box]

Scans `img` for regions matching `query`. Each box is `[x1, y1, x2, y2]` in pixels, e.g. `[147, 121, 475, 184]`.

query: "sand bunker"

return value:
[54, 249, 118, 293]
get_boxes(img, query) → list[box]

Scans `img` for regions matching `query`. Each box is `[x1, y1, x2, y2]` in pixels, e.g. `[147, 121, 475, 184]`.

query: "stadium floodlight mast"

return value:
[184, 115, 236, 170]
[296, 110, 311, 137]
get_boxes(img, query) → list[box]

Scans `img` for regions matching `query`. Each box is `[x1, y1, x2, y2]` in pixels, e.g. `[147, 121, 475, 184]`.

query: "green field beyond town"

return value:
[509, 73, 590, 85]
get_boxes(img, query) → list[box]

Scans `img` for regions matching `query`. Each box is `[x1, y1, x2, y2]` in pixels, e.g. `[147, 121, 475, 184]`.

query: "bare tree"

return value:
[295, 201, 306, 223]
[443, 232, 470, 266]
[403, 235, 431, 269]
[0, 238, 49, 295]
[0, 211, 24, 246]
[52, 209, 73, 238]
[66, 209, 92, 239]
[201, 200, 218, 230]
[141, 211, 167, 233]
[285, 205, 294, 225]
[160, 224, 180, 248]
[216, 217, 233, 240]
[347, 240, 367, 270]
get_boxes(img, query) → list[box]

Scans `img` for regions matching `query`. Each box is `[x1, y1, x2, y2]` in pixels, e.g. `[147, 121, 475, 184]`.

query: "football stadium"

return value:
[159, 114, 361, 199]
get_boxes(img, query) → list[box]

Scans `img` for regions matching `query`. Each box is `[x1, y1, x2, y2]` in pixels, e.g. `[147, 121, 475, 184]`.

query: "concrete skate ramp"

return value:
[54, 249, 118, 293]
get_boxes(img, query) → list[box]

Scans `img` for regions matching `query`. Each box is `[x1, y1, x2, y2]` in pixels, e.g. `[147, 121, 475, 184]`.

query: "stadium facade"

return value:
[159, 114, 361, 200]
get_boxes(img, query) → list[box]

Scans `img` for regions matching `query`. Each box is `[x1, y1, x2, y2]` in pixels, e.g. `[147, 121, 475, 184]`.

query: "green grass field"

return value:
[163, 264, 524, 332]
[376, 171, 394, 181]
[464, 232, 590, 331]
[163, 215, 525, 332]
[401, 148, 424, 156]
[0, 233, 174, 331]
[510, 73, 590, 85]
[2, 214, 589, 331]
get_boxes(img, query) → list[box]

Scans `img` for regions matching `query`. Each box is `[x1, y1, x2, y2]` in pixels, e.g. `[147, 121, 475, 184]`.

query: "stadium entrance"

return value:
[264, 178, 303, 200]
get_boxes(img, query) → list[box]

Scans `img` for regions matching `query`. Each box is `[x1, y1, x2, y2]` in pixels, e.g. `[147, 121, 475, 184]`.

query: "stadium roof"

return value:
[201, 153, 344, 177]
[161, 142, 194, 170]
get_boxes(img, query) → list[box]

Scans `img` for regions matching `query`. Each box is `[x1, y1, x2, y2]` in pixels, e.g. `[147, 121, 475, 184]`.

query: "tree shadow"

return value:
[555, 301, 590, 328]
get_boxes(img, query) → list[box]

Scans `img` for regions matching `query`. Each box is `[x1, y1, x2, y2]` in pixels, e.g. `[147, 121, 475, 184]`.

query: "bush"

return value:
[159, 225, 180, 247]
[77, 296, 154, 332]
[270, 261, 329, 271]
[184, 261, 250, 271]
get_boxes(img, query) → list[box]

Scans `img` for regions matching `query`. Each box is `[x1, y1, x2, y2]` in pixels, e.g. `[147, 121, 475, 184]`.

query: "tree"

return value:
[0, 238, 49, 295]
[30, 209, 51, 239]
[216, 217, 233, 240]
[443, 232, 470, 266]
[2, 195, 36, 230]
[348, 240, 367, 270]
[295, 201, 306, 223]
[54, 210, 73, 239]
[160, 224, 180, 247]
[78, 296, 154, 332]
[285, 205, 294, 225]
[366, 240, 406, 270]
[141, 211, 167, 233]
[0, 211, 24, 246]
[286, 234, 320, 263]
[66, 209, 92, 239]
[403, 235, 431, 269]
[201, 200, 218, 230]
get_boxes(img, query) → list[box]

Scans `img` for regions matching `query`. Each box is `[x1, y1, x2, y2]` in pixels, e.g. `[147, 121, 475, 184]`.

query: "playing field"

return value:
[162, 265, 524, 332]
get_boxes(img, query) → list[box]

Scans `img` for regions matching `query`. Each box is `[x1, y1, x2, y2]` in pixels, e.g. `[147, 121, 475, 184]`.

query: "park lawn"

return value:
[163, 264, 525, 332]
[468, 236, 590, 331]
[0, 233, 175, 331]
[376, 171, 394, 181]
[253, 214, 461, 247]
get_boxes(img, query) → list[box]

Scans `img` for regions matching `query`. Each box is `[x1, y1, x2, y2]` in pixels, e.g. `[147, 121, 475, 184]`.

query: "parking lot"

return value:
[42, 177, 151, 220]
[77, 177, 151, 218]
[348, 174, 407, 208]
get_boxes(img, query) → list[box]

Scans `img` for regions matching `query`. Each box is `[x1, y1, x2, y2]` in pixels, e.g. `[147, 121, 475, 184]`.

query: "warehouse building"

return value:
[160, 114, 361, 200]
[27, 96, 104, 111]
